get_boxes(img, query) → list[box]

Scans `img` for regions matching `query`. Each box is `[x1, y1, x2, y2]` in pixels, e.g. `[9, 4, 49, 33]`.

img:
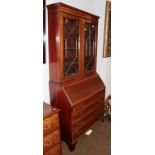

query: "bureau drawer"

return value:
[43, 113, 59, 134]
[43, 129, 60, 152]
[72, 110, 103, 141]
[72, 102, 104, 125]
[72, 105, 104, 133]
[44, 143, 61, 155]
[72, 91, 104, 114]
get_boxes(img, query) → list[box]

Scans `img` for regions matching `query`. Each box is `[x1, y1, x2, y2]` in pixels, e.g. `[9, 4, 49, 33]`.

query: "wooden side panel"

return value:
[48, 8, 61, 82]
[49, 81, 72, 142]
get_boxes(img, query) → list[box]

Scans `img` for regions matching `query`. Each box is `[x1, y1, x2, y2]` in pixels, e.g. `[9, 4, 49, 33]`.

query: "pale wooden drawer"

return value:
[44, 143, 61, 155]
[43, 113, 59, 134]
[43, 129, 60, 152]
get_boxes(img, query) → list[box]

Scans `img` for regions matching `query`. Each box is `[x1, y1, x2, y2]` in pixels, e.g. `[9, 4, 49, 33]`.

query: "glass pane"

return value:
[63, 17, 79, 77]
[84, 23, 96, 72]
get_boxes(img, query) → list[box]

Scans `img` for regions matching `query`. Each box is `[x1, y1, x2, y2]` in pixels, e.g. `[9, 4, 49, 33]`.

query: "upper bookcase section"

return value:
[48, 2, 100, 83]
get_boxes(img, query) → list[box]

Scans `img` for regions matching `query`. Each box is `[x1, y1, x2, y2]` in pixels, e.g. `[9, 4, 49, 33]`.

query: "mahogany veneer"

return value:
[47, 3, 106, 151]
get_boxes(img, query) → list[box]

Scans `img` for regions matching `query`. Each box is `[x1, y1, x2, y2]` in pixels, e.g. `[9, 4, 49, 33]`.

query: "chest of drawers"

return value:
[43, 103, 63, 155]
[71, 91, 105, 142]
[49, 75, 105, 151]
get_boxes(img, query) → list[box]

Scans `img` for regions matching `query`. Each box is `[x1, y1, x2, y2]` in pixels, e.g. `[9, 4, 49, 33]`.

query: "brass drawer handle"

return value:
[45, 140, 50, 145]
[76, 122, 81, 127]
[77, 132, 80, 136]
[80, 129, 83, 134]
[76, 105, 83, 110]
[43, 123, 48, 128]
[77, 129, 83, 136]
[76, 111, 83, 117]
[44, 123, 53, 128]
[73, 105, 83, 113]
[45, 139, 56, 145]
[79, 105, 83, 109]
[76, 113, 81, 117]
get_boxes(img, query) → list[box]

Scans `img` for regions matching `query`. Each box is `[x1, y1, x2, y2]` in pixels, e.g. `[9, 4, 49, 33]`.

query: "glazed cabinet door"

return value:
[62, 14, 80, 79]
[84, 21, 97, 73]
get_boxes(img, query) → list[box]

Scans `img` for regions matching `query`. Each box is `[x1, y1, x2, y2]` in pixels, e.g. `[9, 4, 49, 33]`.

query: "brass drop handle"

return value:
[76, 111, 83, 117]
[77, 131, 80, 135]
[76, 122, 81, 127]
[79, 105, 83, 110]
[76, 113, 81, 117]
[45, 140, 50, 145]
[50, 123, 53, 127]
[44, 123, 53, 128]
[77, 129, 83, 135]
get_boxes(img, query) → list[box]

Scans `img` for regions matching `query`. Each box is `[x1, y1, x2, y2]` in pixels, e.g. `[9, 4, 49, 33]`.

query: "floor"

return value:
[61, 118, 111, 155]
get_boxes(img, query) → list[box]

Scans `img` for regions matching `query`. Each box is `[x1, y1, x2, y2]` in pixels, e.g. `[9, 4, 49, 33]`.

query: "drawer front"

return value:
[44, 143, 61, 155]
[72, 96, 104, 125]
[43, 113, 59, 134]
[72, 104, 103, 133]
[43, 129, 60, 152]
[72, 110, 103, 141]
[72, 91, 105, 114]
[72, 102, 103, 126]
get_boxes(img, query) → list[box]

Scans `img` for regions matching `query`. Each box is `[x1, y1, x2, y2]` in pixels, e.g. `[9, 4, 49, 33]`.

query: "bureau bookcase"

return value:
[47, 2, 106, 151]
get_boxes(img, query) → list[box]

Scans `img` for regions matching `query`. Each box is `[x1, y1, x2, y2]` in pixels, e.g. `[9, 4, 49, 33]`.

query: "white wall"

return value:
[43, 0, 111, 103]
[93, 0, 111, 97]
